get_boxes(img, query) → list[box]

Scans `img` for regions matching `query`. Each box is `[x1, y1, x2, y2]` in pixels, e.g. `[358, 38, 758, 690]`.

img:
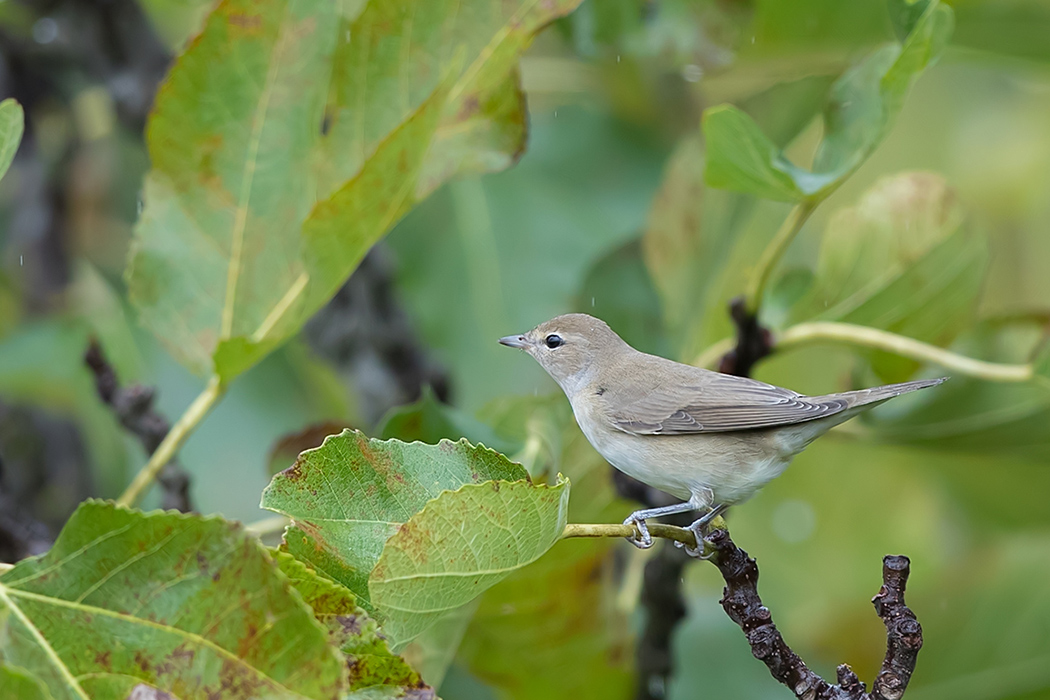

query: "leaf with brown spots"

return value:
[128, 0, 584, 382]
[272, 551, 431, 698]
[369, 476, 570, 647]
[260, 431, 527, 621]
[0, 501, 344, 700]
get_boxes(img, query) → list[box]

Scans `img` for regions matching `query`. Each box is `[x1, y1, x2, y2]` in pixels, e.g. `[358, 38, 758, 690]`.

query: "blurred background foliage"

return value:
[1, 0, 1050, 698]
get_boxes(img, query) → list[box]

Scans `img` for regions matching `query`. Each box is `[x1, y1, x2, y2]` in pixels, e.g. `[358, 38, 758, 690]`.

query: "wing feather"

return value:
[606, 366, 850, 435]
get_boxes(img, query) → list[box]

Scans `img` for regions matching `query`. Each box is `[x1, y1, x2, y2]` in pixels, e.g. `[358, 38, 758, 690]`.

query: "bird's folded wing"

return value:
[608, 371, 849, 434]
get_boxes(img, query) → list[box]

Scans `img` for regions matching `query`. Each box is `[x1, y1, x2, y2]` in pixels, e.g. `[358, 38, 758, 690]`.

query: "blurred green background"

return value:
[2, 0, 1050, 698]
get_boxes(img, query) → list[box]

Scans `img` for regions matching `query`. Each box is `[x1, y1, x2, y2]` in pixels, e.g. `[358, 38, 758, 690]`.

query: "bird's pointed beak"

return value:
[499, 334, 529, 349]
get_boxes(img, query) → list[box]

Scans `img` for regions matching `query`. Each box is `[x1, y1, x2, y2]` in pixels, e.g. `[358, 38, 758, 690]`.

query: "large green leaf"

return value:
[796, 172, 987, 381]
[0, 98, 23, 183]
[0, 665, 49, 700]
[128, 0, 583, 382]
[702, 0, 953, 202]
[369, 477, 570, 647]
[703, 105, 814, 202]
[272, 551, 429, 698]
[260, 431, 526, 613]
[0, 501, 344, 700]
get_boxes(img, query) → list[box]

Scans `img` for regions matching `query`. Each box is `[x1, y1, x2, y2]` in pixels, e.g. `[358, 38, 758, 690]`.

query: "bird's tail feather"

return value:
[814, 377, 948, 409]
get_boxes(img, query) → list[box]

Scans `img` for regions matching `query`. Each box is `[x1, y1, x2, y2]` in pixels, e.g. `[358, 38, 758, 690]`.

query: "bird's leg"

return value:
[622, 501, 696, 549]
[676, 504, 729, 559]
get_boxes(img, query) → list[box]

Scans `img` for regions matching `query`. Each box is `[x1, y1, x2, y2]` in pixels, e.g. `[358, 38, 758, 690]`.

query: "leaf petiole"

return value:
[744, 200, 817, 315]
[116, 375, 225, 508]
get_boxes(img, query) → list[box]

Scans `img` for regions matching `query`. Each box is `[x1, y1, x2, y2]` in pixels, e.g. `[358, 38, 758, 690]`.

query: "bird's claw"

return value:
[623, 514, 653, 549]
[674, 518, 716, 560]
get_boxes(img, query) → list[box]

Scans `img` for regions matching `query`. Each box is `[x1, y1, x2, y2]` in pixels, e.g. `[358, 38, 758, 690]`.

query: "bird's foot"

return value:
[674, 519, 715, 559]
[674, 504, 727, 559]
[622, 512, 654, 549]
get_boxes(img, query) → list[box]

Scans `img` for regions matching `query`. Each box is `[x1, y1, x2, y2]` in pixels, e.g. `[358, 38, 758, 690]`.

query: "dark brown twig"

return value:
[717, 296, 774, 377]
[84, 340, 192, 512]
[704, 528, 922, 700]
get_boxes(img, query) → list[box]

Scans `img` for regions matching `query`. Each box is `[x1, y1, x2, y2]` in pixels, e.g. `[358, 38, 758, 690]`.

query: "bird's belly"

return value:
[574, 410, 793, 506]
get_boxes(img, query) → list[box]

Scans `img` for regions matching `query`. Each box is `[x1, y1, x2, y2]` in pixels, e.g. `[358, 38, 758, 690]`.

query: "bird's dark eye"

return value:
[545, 334, 563, 349]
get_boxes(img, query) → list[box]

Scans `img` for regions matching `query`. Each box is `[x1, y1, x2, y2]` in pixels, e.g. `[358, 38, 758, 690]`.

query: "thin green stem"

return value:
[117, 376, 225, 508]
[692, 336, 735, 369]
[245, 515, 289, 537]
[562, 520, 726, 550]
[777, 322, 1034, 382]
[745, 201, 816, 315]
[691, 321, 1036, 383]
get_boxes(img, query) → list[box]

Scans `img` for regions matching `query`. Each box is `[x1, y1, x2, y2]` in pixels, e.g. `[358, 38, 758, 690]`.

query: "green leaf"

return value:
[737, 75, 838, 150]
[260, 431, 527, 614]
[702, 105, 811, 202]
[887, 0, 933, 41]
[128, 0, 584, 382]
[272, 551, 428, 697]
[811, 1, 953, 177]
[368, 477, 570, 647]
[0, 665, 50, 700]
[416, 70, 527, 201]
[798, 172, 987, 381]
[377, 388, 518, 455]
[0, 501, 343, 700]
[703, 0, 953, 201]
[0, 98, 24, 183]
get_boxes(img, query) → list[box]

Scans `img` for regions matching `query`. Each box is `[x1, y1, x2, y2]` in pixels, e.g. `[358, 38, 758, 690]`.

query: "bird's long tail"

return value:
[814, 376, 948, 409]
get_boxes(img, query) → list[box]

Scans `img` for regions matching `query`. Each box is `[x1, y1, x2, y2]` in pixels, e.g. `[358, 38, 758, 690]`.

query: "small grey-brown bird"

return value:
[500, 313, 945, 554]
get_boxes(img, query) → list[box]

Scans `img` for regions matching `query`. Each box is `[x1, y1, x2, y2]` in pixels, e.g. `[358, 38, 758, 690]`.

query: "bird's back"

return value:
[590, 345, 945, 436]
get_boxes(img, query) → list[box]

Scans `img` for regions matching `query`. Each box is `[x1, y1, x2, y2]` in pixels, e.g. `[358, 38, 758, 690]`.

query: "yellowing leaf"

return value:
[272, 551, 429, 697]
[129, 0, 584, 381]
[0, 501, 343, 700]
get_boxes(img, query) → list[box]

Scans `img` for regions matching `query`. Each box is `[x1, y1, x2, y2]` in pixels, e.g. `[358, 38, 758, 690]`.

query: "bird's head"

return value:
[499, 313, 628, 394]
